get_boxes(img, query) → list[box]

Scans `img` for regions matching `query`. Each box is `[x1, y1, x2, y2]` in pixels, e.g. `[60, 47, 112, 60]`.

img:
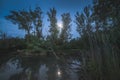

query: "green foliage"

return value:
[5, 10, 32, 35]
[0, 37, 27, 52]
[26, 36, 47, 53]
[77, 1, 120, 80]
[75, 6, 92, 36]
[6, 7, 43, 42]
[30, 7, 43, 39]
[3, 2, 120, 79]
[60, 13, 72, 43]
[47, 8, 59, 43]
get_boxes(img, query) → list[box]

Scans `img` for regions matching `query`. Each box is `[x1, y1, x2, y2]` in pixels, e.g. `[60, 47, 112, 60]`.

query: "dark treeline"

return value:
[0, 0, 120, 80]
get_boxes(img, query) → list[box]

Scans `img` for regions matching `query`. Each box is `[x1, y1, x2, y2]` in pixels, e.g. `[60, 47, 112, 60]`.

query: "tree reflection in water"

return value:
[38, 64, 48, 80]
[0, 56, 81, 80]
[0, 58, 23, 80]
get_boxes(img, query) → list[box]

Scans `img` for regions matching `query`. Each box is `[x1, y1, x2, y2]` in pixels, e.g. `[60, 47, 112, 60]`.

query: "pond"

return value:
[0, 55, 81, 80]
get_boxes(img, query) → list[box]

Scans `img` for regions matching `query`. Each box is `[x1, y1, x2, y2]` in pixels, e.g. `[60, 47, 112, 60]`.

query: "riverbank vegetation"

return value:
[0, 0, 120, 80]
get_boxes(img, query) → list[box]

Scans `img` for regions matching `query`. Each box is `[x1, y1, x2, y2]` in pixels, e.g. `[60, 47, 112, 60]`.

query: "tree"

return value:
[0, 31, 7, 40]
[0, 31, 2, 39]
[93, 0, 120, 54]
[5, 10, 32, 41]
[6, 7, 43, 41]
[75, 6, 93, 51]
[93, 1, 120, 79]
[75, 6, 93, 37]
[60, 13, 72, 43]
[93, 0, 120, 24]
[30, 7, 43, 39]
[47, 8, 59, 43]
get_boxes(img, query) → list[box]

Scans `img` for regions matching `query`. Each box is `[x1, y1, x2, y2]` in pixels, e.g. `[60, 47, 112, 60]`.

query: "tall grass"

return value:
[79, 28, 120, 80]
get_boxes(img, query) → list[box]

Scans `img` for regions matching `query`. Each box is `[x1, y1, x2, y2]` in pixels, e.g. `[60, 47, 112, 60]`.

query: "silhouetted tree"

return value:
[47, 8, 59, 44]
[75, 6, 93, 37]
[93, 0, 120, 25]
[75, 6, 94, 52]
[5, 10, 32, 41]
[92, 1, 120, 79]
[0, 31, 7, 40]
[30, 7, 43, 39]
[60, 13, 72, 43]
[6, 7, 44, 42]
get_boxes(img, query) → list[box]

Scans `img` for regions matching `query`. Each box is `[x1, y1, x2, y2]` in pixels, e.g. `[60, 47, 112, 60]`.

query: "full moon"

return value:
[57, 22, 63, 29]
[57, 69, 61, 77]
[57, 71, 61, 75]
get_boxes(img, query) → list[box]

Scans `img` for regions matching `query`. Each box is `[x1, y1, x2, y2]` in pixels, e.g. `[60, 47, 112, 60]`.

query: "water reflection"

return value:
[38, 64, 48, 80]
[0, 56, 81, 80]
[0, 58, 23, 80]
[57, 68, 61, 76]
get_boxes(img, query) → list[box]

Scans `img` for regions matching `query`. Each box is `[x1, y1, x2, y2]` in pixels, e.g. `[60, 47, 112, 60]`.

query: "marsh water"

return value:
[0, 55, 81, 80]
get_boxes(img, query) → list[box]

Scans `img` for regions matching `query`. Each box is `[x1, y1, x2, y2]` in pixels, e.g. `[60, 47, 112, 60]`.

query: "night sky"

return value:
[0, 0, 92, 38]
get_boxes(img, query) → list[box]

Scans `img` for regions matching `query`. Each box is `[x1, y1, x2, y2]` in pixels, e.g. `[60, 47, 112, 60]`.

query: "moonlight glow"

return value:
[57, 22, 63, 29]
[57, 69, 61, 77]
[57, 71, 61, 75]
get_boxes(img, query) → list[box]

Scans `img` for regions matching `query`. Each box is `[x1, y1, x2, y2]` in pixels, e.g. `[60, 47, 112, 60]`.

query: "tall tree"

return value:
[75, 6, 93, 37]
[93, 0, 120, 24]
[93, 0, 120, 75]
[30, 7, 43, 39]
[93, 0, 120, 51]
[47, 8, 59, 43]
[5, 10, 32, 41]
[0, 31, 7, 40]
[75, 6, 95, 60]
[60, 13, 72, 42]
[6, 7, 43, 41]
